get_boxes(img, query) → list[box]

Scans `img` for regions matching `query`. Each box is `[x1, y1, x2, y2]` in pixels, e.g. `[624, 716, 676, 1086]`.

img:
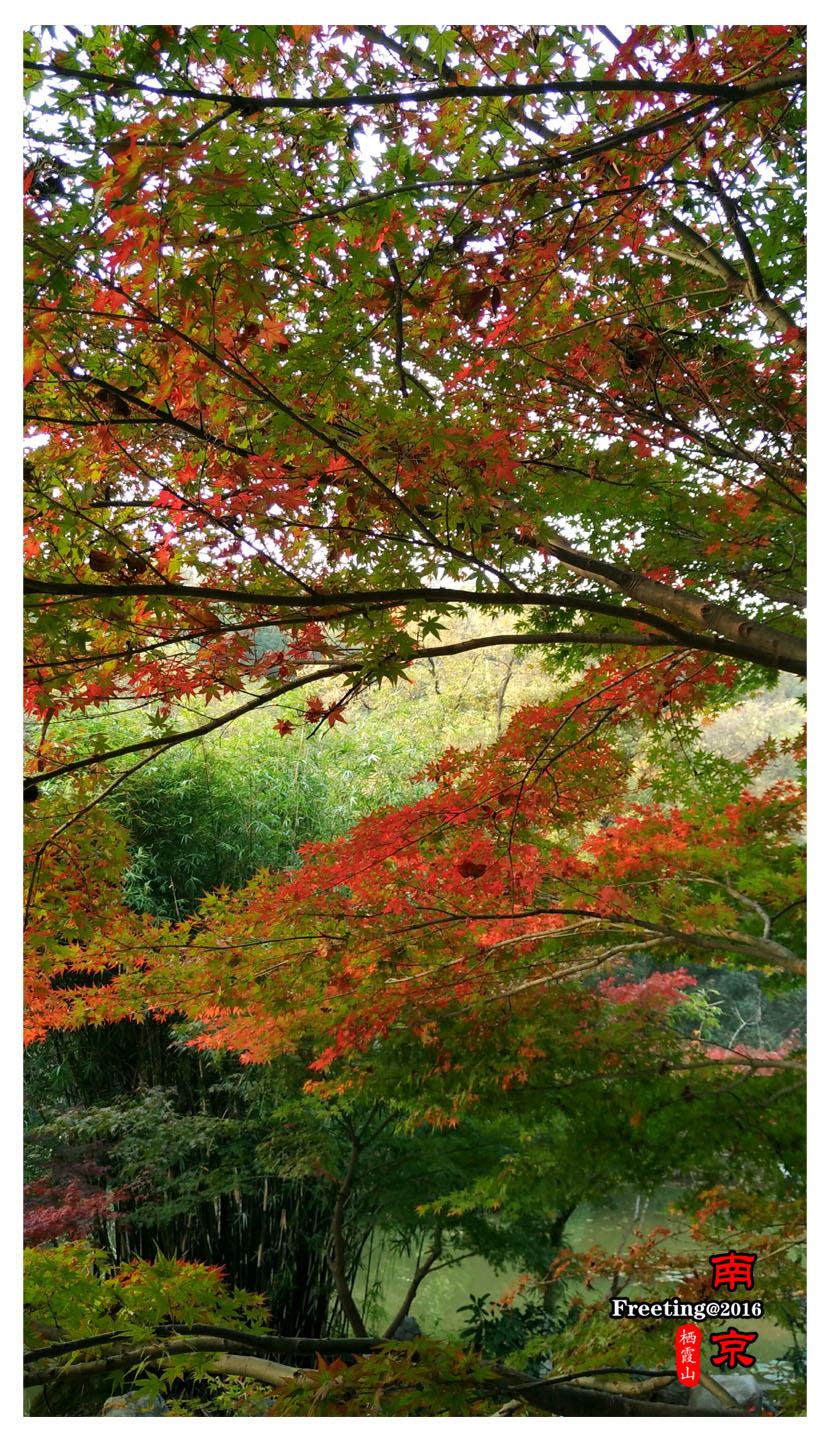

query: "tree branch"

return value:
[24, 1324, 387, 1367]
[24, 663, 357, 787]
[22, 59, 807, 109]
[22, 569, 806, 674]
[491, 1365, 739, 1417]
[325, 1139, 369, 1337]
[23, 616, 796, 793]
[654, 204, 805, 352]
[24, 1335, 260, 1388]
[382, 1227, 443, 1339]
[543, 533, 805, 674]
[706, 162, 803, 338]
[381, 244, 408, 397]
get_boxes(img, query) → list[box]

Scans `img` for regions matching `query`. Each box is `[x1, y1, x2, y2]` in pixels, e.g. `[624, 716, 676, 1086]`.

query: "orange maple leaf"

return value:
[259, 317, 290, 353]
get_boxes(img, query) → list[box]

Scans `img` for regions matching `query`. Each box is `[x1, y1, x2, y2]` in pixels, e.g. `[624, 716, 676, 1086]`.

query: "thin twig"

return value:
[381, 243, 408, 397]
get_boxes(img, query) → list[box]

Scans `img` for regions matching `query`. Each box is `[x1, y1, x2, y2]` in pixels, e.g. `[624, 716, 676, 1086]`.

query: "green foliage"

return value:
[33, 610, 549, 923]
[25, 1242, 269, 1416]
[25, 1240, 265, 1349]
[267, 1338, 501, 1416]
[771, 1296, 807, 1413]
[24, 1240, 267, 1344]
[114, 732, 334, 918]
[457, 1291, 574, 1373]
[24, 1055, 350, 1336]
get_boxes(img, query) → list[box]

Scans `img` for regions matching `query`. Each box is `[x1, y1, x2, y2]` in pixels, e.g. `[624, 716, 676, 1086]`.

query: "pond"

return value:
[357, 1186, 798, 1390]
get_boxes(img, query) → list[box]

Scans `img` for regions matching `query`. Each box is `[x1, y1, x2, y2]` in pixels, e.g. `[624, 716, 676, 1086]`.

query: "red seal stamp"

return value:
[675, 1322, 702, 1386]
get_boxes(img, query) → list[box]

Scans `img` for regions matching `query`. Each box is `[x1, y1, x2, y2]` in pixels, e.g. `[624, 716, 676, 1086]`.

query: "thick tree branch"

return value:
[354, 903, 807, 979]
[24, 1335, 260, 1388]
[206, 1353, 313, 1387]
[23, 570, 805, 674]
[22, 1328, 740, 1415]
[655, 926, 805, 974]
[24, 1325, 387, 1367]
[491, 1366, 738, 1417]
[543, 534, 805, 674]
[325, 1139, 369, 1337]
[23, 59, 806, 109]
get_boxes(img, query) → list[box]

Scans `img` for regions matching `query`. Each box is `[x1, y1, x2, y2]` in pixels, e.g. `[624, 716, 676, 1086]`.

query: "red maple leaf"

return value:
[259, 317, 290, 352]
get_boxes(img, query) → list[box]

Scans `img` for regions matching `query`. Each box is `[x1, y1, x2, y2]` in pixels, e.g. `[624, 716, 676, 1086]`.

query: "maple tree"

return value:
[24, 23, 805, 1416]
